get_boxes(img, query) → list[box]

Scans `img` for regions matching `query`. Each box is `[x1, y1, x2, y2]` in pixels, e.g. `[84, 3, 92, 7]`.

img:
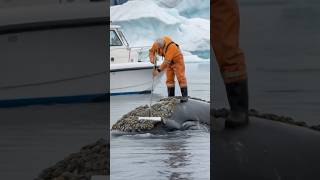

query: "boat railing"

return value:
[110, 46, 151, 62]
[111, 45, 199, 63]
[130, 46, 150, 62]
[129, 46, 196, 61]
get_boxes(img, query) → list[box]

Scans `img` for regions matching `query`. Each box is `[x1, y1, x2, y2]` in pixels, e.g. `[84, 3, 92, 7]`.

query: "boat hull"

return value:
[0, 24, 108, 107]
[110, 62, 163, 95]
[0, 3, 162, 107]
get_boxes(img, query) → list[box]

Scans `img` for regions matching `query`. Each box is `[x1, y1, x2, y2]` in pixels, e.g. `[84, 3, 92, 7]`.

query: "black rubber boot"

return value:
[180, 87, 188, 103]
[225, 80, 249, 128]
[167, 87, 175, 97]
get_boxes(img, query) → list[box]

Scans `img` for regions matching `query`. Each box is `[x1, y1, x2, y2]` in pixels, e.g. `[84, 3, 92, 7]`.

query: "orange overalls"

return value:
[211, 0, 247, 83]
[149, 36, 187, 88]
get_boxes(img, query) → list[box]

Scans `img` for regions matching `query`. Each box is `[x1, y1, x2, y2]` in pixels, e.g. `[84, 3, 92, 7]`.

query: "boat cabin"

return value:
[110, 25, 141, 64]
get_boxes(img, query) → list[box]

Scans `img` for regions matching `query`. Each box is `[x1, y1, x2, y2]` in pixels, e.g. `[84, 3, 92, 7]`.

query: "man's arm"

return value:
[149, 43, 157, 64]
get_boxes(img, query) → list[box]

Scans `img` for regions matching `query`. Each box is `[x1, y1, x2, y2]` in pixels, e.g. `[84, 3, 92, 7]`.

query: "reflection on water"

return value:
[162, 140, 191, 179]
[110, 130, 210, 180]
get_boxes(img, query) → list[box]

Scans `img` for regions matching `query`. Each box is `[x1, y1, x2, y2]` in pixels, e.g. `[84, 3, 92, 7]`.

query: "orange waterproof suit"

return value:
[211, 0, 247, 83]
[149, 36, 187, 88]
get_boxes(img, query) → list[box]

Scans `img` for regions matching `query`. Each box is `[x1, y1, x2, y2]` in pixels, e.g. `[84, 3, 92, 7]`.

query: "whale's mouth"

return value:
[180, 120, 209, 131]
[163, 119, 203, 131]
[182, 120, 203, 130]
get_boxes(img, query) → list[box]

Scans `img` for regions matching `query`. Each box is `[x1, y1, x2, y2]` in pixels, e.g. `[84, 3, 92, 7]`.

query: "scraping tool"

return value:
[138, 55, 162, 122]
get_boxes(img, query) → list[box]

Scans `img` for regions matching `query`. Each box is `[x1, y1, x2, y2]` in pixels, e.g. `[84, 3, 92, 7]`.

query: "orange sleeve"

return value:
[149, 43, 157, 63]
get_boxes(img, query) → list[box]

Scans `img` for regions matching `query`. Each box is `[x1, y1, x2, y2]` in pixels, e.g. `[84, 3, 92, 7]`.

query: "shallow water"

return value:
[110, 62, 210, 180]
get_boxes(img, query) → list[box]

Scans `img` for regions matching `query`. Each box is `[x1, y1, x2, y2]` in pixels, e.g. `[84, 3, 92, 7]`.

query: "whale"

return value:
[213, 113, 320, 179]
[162, 98, 210, 131]
[111, 97, 210, 134]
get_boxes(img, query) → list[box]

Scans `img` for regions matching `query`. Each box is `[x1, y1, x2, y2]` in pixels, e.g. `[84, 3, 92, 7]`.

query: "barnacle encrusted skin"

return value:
[111, 97, 179, 132]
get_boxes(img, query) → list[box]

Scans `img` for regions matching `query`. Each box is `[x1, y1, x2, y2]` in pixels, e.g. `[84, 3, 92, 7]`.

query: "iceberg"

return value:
[110, 0, 210, 62]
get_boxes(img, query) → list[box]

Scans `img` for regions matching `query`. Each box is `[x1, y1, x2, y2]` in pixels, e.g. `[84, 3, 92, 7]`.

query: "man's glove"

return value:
[150, 56, 155, 64]
[152, 68, 161, 77]
[149, 50, 155, 64]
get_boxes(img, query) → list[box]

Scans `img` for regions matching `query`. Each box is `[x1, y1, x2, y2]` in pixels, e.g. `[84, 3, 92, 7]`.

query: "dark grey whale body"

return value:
[163, 102, 320, 179]
[163, 98, 210, 130]
[213, 116, 320, 179]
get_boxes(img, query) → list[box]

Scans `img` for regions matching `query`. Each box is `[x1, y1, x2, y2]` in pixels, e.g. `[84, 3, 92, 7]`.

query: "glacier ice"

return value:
[111, 0, 210, 62]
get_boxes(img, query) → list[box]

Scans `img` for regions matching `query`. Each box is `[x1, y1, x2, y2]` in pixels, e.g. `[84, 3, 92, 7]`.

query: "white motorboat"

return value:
[110, 24, 163, 95]
[0, 1, 108, 107]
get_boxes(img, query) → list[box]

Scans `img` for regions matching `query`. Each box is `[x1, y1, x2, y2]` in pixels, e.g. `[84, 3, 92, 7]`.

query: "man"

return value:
[212, 0, 249, 127]
[149, 36, 188, 103]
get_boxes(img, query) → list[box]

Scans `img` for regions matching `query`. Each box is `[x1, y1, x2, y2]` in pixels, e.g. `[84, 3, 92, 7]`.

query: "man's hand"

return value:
[149, 53, 155, 64]
[150, 56, 155, 64]
[152, 68, 160, 77]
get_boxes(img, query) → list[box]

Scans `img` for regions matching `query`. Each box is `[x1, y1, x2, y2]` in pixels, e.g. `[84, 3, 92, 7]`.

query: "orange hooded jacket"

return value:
[149, 36, 183, 71]
[149, 36, 187, 87]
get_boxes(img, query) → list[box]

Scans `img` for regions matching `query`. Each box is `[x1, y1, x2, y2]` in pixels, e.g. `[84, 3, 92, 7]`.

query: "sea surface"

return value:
[110, 62, 210, 180]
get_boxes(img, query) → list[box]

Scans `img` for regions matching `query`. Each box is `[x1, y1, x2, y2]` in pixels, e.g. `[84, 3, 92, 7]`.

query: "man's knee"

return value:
[177, 75, 187, 87]
[166, 82, 175, 87]
[220, 53, 247, 83]
[166, 77, 175, 87]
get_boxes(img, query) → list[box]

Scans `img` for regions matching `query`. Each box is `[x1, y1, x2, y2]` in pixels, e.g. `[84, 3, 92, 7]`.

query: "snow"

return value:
[156, 0, 210, 18]
[111, 0, 210, 62]
[111, 0, 183, 24]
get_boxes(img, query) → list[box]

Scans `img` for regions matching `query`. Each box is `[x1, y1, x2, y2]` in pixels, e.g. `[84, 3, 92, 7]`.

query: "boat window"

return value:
[110, 30, 123, 46]
[118, 30, 129, 47]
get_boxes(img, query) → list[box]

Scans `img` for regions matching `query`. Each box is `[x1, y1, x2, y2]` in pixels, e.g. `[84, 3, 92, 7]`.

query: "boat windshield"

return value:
[110, 30, 123, 46]
[118, 30, 129, 47]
